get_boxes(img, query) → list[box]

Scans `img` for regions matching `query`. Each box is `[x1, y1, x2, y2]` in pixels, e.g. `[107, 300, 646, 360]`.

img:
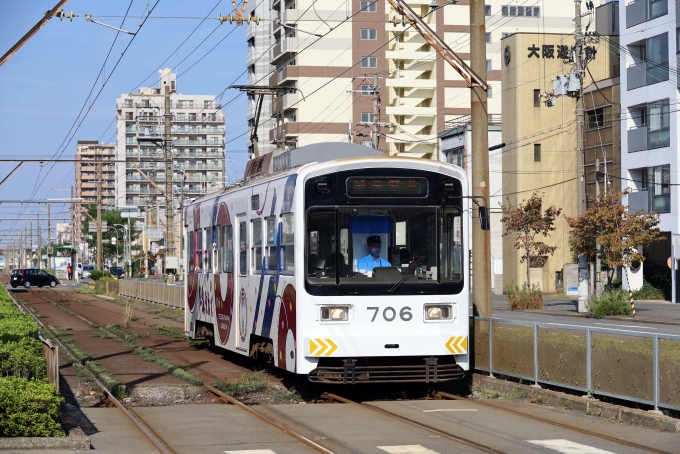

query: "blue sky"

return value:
[0, 0, 250, 247]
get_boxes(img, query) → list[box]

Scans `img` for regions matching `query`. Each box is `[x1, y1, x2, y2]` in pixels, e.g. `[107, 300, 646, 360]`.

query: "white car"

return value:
[81, 264, 95, 279]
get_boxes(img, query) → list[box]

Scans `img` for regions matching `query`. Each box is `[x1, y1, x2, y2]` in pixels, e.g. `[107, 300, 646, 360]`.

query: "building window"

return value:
[534, 144, 541, 162]
[533, 89, 540, 107]
[486, 87, 493, 98]
[486, 60, 492, 70]
[647, 99, 670, 148]
[361, 29, 377, 40]
[124, 99, 132, 108]
[485, 4, 491, 16]
[204, 100, 213, 108]
[361, 56, 378, 68]
[587, 108, 605, 129]
[189, 113, 196, 121]
[361, 1, 376, 12]
[502, 5, 539, 16]
[176, 113, 185, 121]
[485, 32, 491, 43]
[361, 112, 375, 123]
[360, 84, 371, 95]
[177, 100, 186, 109]
[444, 146, 464, 167]
[646, 165, 671, 213]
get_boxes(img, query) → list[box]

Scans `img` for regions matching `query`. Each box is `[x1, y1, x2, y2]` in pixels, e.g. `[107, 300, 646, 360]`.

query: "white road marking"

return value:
[377, 446, 440, 454]
[526, 439, 617, 454]
[224, 450, 277, 454]
[422, 409, 477, 412]
[593, 323, 656, 330]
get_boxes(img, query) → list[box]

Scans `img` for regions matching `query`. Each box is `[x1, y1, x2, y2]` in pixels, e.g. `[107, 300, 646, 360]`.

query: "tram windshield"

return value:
[306, 207, 463, 286]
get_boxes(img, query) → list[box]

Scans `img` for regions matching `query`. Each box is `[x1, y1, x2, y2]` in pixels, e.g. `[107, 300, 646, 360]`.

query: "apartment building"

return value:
[75, 140, 116, 237]
[501, 31, 619, 293]
[115, 69, 226, 223]
[620, 0, 678, 291]
[246, 2, 276, 157]
[255, 1, 573, 156]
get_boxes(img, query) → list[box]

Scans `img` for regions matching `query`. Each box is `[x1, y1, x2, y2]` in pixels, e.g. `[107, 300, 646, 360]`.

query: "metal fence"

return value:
[119, 279, 185, 310]
[39, 332, 59, 391]
[473, 316, 680, 412]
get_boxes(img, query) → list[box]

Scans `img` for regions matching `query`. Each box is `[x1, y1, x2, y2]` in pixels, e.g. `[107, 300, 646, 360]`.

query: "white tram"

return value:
[185, 142, 481, 383]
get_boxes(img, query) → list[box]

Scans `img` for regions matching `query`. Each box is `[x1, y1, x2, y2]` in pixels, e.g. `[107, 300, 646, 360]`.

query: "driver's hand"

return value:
[358, 269, 368, 275]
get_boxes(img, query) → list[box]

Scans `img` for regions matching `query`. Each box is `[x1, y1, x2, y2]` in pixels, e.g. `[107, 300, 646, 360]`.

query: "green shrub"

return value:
[604, 276, 622, 292]
[587, 290, 633, 319]
[632, 279, 665, 300]
[0, 316, 39, 344]
[0, 338, 46, 380]
[506, 282, 544, 310]
[89, 270, 103, 281]
[0, 377, 63, 437]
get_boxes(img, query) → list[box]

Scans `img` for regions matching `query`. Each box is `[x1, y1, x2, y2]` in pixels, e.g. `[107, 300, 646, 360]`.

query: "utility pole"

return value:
[372, 73, 381, 150]
[37, 213, 41, 269]
[595, 158, 602, 295]
[96, 150, 102, 270]
[29, 223, 32, 267]
[470, 0, 491, 317]
[47, 204, 52, 269]
[164, 85, 175, 273]
[575, 0, 586, 217]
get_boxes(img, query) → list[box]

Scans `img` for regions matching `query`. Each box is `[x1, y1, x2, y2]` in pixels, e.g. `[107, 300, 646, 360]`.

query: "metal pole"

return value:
[653, 334, 659, 411]
[372, 73, 380, 150]
[488, 319, 494, 377]
[575, 0, 586, 217]
[47, 204, 52, 269]
[595, 159, 601, 294]
[164, 85, 175, 271]
[29, 222, 33, 267]
[96, 150, 103, 270]
[533, 323, 539, 386]
[586, 327, 592, 395]
[37, 213, 41, 269]
[470, 0, 491, 318]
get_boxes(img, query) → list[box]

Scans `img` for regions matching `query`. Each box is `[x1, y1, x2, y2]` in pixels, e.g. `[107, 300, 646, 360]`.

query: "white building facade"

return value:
[620, 0, 679, 290]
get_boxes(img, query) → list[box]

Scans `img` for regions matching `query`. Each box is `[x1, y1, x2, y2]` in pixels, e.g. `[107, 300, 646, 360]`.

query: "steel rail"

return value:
[204, 384, 335, 454]
[435, 391, 672, 454]
[324, 393, 500, 454]
[9, 290, 172, 454]
[41, 288, 132, 325]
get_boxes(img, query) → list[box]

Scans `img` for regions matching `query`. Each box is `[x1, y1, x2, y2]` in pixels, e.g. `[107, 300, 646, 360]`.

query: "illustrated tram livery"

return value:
[185, 142, 484, 383]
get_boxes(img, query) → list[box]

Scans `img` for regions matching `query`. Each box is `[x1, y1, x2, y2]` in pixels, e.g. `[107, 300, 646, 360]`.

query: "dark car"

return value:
[10, 269, 60, 289]
[109, 267, 125, 279]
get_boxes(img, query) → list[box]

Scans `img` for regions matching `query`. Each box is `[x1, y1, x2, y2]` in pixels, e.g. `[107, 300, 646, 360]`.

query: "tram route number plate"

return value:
[367, 306, 412, 322]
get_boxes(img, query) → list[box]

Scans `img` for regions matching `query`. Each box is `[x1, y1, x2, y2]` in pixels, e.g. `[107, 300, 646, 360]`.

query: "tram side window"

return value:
[222, 225, 233, 273]
[214, 226, 220, 272]
[196, 229, 203, 271]
[440, 208, 463, 282]
[252, 219, 263, 273]
[189, 233, 194, 271]
[265, 217, 278, 274]
[306, 210, 336, 283]
[204, 228, 211, 271]
[239, 221, 247, 276]
[281, 213, 294, 274]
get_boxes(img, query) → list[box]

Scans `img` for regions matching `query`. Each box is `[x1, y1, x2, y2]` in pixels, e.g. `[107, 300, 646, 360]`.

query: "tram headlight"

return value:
[320, 306, 349, 321]
[425, 304, 453, 320]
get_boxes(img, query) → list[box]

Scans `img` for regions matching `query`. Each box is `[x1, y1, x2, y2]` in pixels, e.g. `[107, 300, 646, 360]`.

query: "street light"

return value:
[113, 223, 128, 276]
[108, 225, 122, 266]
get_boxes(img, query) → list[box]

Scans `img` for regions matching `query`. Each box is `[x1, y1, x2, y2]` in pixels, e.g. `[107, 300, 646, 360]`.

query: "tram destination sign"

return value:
[346, 177, 428, 197]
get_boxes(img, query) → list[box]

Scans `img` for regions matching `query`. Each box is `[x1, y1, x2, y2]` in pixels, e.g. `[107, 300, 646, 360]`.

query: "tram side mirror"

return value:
[478, 206, 490, 231]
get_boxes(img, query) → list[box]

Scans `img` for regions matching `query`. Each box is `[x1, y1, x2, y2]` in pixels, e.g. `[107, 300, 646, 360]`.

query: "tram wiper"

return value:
[388, 256, 425, 293]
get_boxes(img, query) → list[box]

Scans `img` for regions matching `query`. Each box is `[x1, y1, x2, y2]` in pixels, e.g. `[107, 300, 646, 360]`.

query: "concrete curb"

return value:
[472, 374, 680, 433]
[0, 429, 90, 450]
[494, 307, 680, 326]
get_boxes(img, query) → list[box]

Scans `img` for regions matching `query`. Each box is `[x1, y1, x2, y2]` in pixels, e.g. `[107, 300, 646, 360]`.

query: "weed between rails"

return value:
[94, 324, 202, 385]
[210, 371, 302, 402]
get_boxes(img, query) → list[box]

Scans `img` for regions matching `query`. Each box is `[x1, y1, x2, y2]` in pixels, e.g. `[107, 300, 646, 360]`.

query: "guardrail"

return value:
[472, 316, 680, 412]
[39, 332, 59, 391]
[119, 279, 184, 310]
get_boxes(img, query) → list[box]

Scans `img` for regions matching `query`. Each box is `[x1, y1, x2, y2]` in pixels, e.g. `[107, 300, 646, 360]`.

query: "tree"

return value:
[501, 193, 562, 288]
[566, 190, 662, 288]
[81, 206, 136, 264]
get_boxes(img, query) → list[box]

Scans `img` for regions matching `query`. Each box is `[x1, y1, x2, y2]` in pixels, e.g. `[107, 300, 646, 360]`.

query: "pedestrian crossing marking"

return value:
[526, 439, 616, 454]
[377, 445, 440, 454]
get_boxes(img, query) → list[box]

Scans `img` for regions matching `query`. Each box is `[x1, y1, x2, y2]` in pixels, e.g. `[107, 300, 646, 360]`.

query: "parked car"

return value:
[10, 269, 60, 289]
[109, 267, 125, 279]
[81, 264, 95, 279]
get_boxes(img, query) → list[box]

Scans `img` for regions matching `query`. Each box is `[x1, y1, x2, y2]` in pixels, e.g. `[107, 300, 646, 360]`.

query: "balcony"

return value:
[626, 0, 667, 28]
[175, 151, 222, 158]
[174, 139, 225, 146]
[627, 61, 669, 90]
[627, 126, 670, 152]
[271, 36, 298, 64]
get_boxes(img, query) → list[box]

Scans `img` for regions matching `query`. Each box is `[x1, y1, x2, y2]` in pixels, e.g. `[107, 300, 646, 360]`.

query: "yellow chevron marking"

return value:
[325, 339, 338, 356]
[316, 339, 329, 356]
[309, 339, 319, 355]
[446, 336, 468, 354]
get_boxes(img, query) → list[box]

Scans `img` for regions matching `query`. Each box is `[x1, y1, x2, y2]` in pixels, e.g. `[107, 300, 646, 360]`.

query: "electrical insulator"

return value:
[55, 10, 78, 21]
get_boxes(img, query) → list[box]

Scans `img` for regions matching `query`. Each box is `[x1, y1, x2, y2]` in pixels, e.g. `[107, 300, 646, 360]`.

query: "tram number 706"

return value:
[367, 306, 413, 322]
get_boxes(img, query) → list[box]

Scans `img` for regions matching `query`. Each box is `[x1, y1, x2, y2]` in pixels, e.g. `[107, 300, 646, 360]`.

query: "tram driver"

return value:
[356, 235, 391, 274]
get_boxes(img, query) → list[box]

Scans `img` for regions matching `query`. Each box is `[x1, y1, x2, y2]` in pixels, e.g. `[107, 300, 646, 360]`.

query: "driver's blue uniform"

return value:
[356, 255, 392, 272]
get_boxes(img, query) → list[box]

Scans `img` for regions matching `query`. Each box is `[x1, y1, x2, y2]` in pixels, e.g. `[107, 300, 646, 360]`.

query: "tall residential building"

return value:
[246, 1, 276, 157]
[255, 1, 573, 156]
[115, 69, 226, 223]
[75, 140, 116, 238]
[619, 0, 678, 290]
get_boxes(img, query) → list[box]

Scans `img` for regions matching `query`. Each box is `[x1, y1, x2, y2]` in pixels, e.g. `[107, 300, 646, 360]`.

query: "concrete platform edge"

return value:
[0, 432, 90, 450]
[472, 373, 680, 433]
